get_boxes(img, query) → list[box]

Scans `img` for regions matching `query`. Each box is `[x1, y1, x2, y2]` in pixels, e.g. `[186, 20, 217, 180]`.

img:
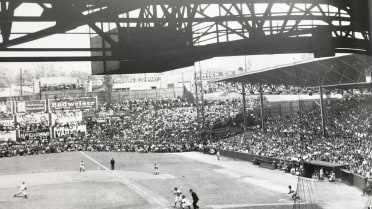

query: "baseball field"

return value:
[0, 152, 367, 209]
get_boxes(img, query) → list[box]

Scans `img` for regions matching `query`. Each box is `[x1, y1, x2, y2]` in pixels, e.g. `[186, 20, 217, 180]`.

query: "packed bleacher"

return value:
[0, 98, 242, 157]
[40, 84, 84, 91]
[219, 94, 372, 178]
[84, 98, 242, 153]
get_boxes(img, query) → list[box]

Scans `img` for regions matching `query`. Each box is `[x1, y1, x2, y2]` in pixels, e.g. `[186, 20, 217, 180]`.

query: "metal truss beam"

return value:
[0, 0, 144, 49]
[0, 56, 120, 62]
[0, 0, 370, 67]
[0, 48, 109, 51]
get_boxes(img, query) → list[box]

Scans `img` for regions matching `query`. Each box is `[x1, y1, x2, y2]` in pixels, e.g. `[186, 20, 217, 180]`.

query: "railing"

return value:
[219, 150, 283, 169]
[220, 150, 366, 190]
[353, 173, 367, 190]
[339, 169, 367, 190]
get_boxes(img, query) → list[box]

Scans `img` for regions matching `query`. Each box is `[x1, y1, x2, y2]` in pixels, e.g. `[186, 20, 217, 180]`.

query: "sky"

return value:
[0, 22, 316, 77]
[0, 2, 345, 77]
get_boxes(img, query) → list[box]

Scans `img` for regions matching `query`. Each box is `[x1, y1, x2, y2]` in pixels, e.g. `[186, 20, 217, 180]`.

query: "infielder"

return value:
[13, 181, 28, 199]
[80, 160, 85, 172]
[154, 163, 159, 175]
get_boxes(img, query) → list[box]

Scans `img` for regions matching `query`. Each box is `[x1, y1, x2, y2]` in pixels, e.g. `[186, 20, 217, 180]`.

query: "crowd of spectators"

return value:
[41, 84, 84, 91]
[84, 98, 242, 153]
[0, 98, 242, 157]
[220, 94, 372, 178]
[203, 82, 319, 97]
[2, 92, 371, 180]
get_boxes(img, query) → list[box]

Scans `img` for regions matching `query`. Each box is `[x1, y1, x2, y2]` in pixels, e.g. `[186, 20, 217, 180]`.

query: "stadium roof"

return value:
[215, 54, 372, 88]
[307, 160, 346, 168]
[322, 82, 372, 90]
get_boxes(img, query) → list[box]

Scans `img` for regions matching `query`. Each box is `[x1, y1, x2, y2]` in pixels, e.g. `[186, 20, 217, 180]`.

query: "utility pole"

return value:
[39, 81, 42, 100]
[20, 68, 23, 97]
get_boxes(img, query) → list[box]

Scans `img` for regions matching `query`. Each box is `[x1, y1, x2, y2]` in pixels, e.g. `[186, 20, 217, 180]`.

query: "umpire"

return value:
[110, 158, 115, 170]
[189, 189, 199, 209]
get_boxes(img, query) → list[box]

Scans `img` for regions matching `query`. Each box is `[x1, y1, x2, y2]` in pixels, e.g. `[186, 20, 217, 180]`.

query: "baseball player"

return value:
[216, 151, 221, 160]
[13, 181, 28, 199]
[173, 187, 183, 208]
[181, 195, 192, 209]
[80, 160, 85, 172]
[154, 163, 159, 175]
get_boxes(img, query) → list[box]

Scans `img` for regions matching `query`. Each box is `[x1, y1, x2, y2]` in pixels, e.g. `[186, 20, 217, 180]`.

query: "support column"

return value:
[0, 1, 18, 43]
[153, 91, 158, 142]
[259, 84, 265, 133]
[194, 65, 200, 141]
[241, 83, 247, 145]
[199, 62, 205, 131]
[369, 0, 372, 56]
[319, 85, 326, 137]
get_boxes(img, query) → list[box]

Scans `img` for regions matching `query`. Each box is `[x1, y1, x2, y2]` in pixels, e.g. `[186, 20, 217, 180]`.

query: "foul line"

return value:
[80, 151, 167, 208]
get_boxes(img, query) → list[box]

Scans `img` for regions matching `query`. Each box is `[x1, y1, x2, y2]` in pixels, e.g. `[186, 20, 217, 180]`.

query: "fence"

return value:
[219, 150, 282, 165]
[340, 169, 367, 190]
[220, 150, 367, 191]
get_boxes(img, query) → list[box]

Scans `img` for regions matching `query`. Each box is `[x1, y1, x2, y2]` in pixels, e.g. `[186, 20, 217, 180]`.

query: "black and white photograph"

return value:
[0, 1, 371, 209]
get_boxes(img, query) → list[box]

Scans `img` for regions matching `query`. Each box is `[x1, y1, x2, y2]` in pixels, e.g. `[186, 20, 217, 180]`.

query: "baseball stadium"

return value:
[0, 0, 372, 209]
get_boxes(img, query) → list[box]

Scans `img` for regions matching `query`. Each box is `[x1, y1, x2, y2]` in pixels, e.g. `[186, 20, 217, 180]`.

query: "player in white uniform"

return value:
[13, 181, 28, 198]
[173, 187, 182, 208]
[288, 185, 300, 201]
[181, 195, 192, 209]
[80, 160, 85, 172]
[154, 163, 159, 175]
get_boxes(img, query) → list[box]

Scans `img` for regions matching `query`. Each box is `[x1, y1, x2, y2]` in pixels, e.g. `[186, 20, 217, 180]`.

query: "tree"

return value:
[35, 63, 59, 78]
[15, 69, 34, 85]
[70, 69, 89, 79]
[0, 67, 15, 85]
[103, 75, 113, 105]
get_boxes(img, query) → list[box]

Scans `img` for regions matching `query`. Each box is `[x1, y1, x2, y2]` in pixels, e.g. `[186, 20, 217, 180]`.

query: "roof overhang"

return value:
[322, 82, 372, 90]
[215, 54, 372, 88]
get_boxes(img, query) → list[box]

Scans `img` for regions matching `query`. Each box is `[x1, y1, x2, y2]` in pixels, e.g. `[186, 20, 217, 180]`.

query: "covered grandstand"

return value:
[215, 53, 372, 136]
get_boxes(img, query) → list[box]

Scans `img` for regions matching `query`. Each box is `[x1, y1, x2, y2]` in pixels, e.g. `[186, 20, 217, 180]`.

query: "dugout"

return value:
[303, 160, 346, 179]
